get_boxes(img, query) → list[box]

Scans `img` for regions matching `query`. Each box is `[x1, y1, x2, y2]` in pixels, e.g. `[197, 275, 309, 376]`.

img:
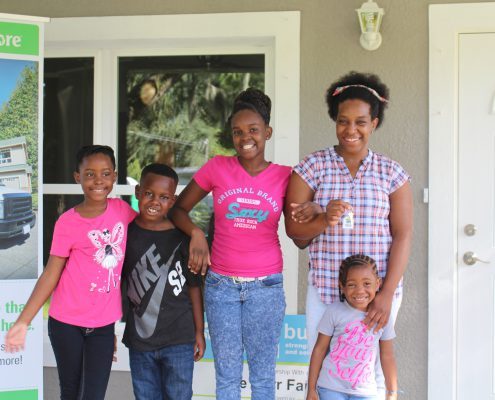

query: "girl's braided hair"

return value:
[228, 87, 271, 125]
[338, 254, 378, 302]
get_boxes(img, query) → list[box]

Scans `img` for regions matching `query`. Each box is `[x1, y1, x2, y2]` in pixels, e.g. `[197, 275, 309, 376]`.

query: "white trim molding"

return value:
[428, 3, 495, 399]
[0, 13, 49, 23]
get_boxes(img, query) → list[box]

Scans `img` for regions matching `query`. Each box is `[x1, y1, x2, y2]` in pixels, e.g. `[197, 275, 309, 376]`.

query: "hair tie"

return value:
[332, 84, 389, 103]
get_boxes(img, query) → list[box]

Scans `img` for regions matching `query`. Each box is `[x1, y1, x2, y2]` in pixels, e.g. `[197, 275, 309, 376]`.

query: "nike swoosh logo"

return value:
[134, 244, 180, 339]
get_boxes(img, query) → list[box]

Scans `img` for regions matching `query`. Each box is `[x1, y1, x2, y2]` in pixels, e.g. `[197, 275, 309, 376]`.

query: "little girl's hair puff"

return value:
[338, 254, 379, 302]
[228, 87, 271, 125]
[325, 71, 389, 128]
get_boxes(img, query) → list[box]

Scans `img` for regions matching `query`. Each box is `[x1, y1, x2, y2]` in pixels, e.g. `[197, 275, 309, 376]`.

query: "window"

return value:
[43, 13, 300, 327]
[0, 149, 11, 164]
[0, 176, 17, 182]
[44, 58, 94, 184]
[43, 54, 265, 240]
[118, 54, 264, 185]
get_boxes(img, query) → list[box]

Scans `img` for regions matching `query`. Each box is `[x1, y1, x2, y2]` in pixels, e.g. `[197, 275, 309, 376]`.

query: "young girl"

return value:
[5, 145, 136, 400]
[170, 88, 291, 399]
[307, 254, 398, 400]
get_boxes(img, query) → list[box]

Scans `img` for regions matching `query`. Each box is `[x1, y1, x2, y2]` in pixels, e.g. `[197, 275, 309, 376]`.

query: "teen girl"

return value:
[307, 254, 398, 400]
[5, 145, 136, 400]
[170, 88, 291, 399]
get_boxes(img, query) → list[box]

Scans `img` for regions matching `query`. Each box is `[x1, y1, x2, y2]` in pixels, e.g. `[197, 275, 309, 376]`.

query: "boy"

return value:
[122, 163, 205, 400]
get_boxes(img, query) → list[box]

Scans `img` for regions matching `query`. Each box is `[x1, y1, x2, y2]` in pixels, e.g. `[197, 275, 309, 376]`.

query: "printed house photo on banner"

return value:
[0, 59, 38, 280]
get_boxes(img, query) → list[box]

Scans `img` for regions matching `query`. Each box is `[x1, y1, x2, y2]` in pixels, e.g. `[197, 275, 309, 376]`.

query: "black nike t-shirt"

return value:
[122, 221, 202, 351]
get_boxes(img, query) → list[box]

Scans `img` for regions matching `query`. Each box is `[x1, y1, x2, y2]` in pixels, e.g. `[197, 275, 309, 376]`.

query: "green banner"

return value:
[0, 22, 38, 56]
[0, 390, 38, 400]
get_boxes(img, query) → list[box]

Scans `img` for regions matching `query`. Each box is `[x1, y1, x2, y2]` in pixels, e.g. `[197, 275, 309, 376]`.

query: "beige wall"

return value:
[10, 144, 26, 164]
[1, 0, 492, 398]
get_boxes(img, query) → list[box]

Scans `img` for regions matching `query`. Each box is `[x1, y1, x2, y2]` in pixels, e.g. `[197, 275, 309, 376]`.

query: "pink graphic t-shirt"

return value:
[317, 301, 395, 396]
[49, 198, 136, 328]
[193, 156, 291, 277]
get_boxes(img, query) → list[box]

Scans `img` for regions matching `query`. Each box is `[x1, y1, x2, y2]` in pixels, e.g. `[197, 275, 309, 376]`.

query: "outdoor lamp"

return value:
[356, 0, 385, 51]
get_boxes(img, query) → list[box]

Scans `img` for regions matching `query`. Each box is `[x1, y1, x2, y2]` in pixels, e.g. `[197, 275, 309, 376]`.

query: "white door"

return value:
[458, 32, 495, 399]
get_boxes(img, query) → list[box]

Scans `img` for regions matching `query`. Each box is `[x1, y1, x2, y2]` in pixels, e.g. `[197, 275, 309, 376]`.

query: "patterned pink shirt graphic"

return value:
[49, 198, 136, 328]
[317, 301, 395, 396]
[329, 320, 375, 388]
[193, 156, 291, 277]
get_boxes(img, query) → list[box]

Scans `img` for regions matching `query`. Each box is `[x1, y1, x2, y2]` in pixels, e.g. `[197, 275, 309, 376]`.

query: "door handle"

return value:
[463, 251, 490, 266]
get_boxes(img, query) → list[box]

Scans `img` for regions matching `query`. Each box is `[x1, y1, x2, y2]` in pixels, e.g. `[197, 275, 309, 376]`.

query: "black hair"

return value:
[140, 163, 179, 185]
[326, 71, 389, 128]
[75, 145, 116, 172]
[228, 87, 271, 125]
[338, 254, 379, 302]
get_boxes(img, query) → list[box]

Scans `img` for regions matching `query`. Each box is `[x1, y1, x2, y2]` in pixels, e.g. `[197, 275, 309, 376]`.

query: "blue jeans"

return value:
[129, 343, 194, 400]
[317, 386, 378, 400]
[48, 316, 115, 400]
[205, 270, 286, 400]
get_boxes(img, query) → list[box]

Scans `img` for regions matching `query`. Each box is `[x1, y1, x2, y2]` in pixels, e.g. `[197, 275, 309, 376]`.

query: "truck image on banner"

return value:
[0, 137, 36, 239]
[0, 184, 35, 238]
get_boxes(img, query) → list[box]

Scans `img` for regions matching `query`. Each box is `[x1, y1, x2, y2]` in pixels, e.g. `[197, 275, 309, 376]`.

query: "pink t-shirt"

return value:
[49, 198, 136, 328]
[194, 156, 291, 277]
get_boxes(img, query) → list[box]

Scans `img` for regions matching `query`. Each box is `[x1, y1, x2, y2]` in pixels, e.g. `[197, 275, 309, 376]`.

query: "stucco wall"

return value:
[0, 1, 491, 399]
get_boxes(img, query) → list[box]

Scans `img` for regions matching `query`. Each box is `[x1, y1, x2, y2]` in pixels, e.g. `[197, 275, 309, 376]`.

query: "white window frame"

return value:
[43, 12, 300, 368]
[0, 149, 12, 164]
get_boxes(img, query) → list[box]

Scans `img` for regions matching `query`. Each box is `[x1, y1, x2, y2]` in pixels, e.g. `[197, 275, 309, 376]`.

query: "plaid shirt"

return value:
[294, 147, 410, 304]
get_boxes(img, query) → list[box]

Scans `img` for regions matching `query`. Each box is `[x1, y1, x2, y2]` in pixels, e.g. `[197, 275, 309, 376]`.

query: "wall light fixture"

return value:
[356, 0, 385, 51]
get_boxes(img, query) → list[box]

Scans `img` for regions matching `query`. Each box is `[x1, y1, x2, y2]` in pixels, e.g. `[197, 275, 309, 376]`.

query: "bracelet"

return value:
[386, 390, 403, 394]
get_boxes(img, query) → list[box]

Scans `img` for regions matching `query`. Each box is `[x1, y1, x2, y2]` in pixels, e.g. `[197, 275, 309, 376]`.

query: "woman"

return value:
[285, 71, 412, 351]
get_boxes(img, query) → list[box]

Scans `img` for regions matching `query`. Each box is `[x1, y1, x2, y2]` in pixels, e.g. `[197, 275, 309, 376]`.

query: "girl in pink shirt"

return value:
[170, 88, 291, 399]
[5, 145, 136, 400]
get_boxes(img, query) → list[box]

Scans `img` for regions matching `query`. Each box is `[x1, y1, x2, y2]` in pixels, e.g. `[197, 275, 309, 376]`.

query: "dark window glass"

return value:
[42, 194, 83, 265]
[43, 58, 94, 183]
[117, 54, 264, 185]
[118, 54, 264, 234]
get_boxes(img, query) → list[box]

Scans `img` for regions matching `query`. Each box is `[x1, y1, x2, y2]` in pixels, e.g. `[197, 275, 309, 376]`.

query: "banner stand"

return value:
[0, 13, 48, 400]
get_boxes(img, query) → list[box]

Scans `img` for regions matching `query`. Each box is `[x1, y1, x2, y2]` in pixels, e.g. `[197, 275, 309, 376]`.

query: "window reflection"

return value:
[117, 54, 264, 185]
[118, 54, 264, 234]
[44, 58, 94, 184]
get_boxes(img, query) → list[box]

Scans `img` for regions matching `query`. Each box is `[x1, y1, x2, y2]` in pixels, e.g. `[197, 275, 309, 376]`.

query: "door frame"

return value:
[429, 3, 495, 399]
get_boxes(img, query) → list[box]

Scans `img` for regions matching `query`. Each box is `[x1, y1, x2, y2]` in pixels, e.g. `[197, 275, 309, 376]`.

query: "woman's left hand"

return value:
[363, 291, 393, 333]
